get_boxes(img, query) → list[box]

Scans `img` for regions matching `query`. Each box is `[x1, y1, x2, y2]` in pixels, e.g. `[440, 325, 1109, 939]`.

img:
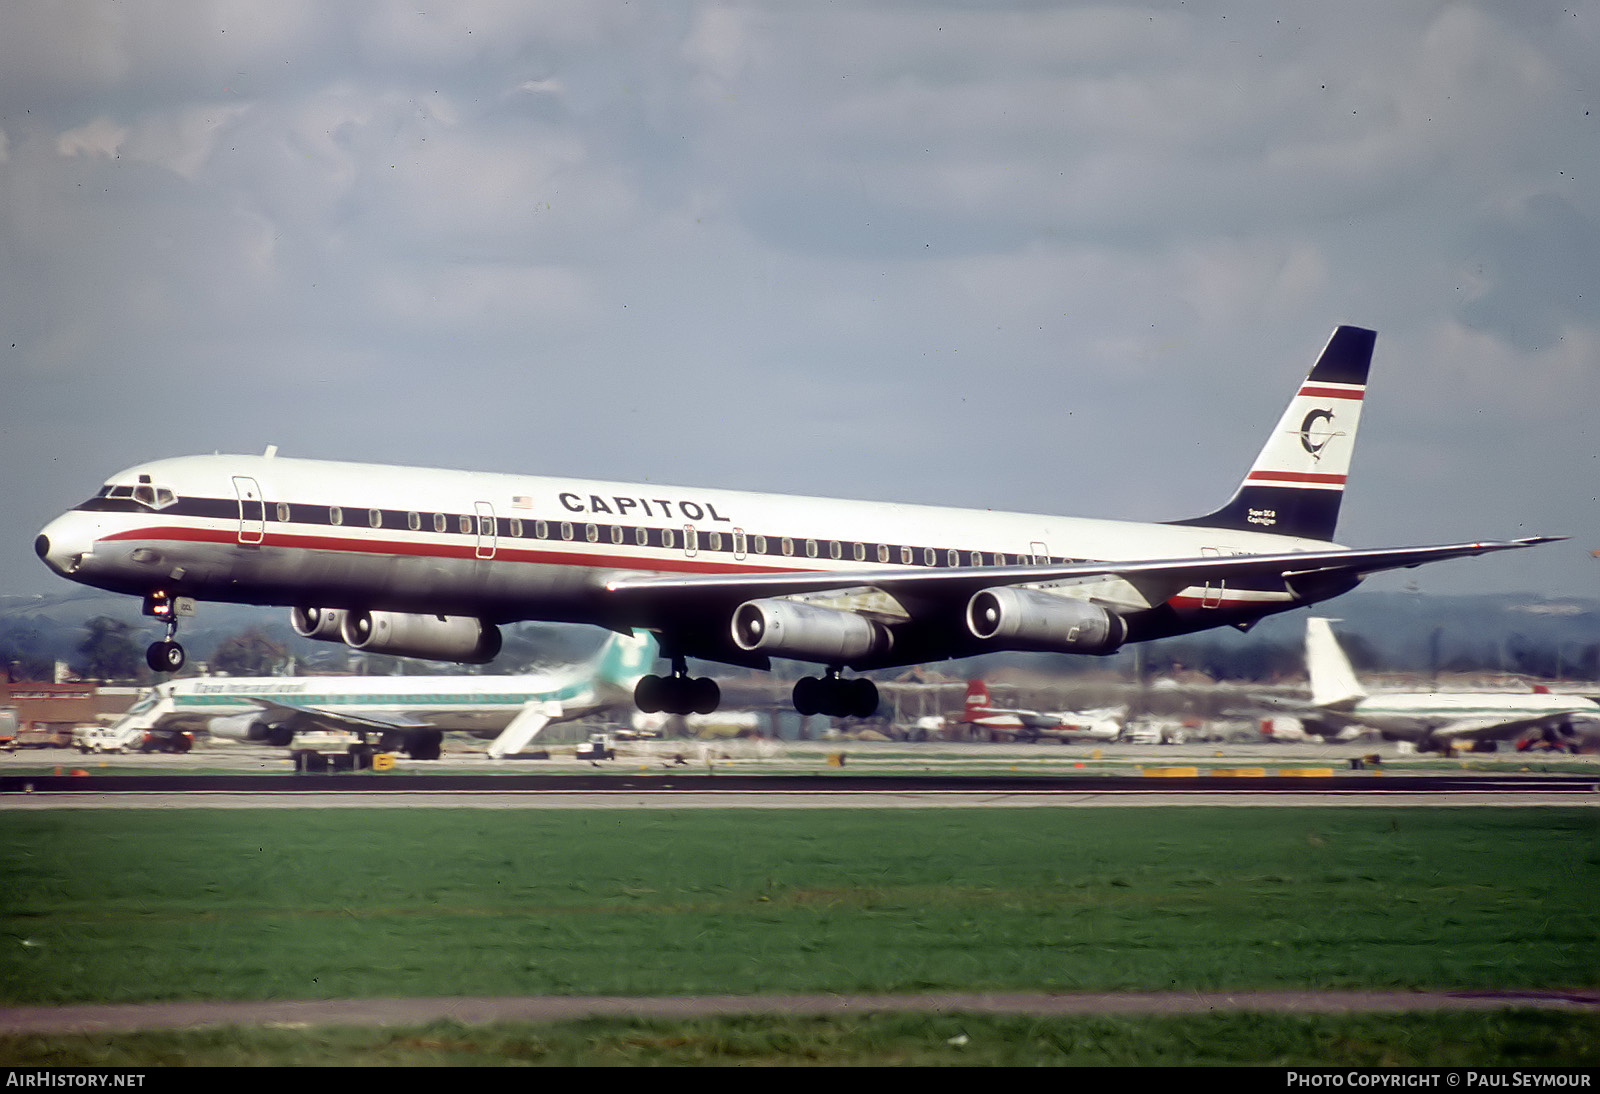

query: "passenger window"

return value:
[561, 522, 573, 541]
[509, 518, 522, 537]
[854, 542, 866, 562]
[329, 506, 343, 526]
[924, 547, 936, 566]
[806, 539, 818, 558]
[900, 546, 913, 564]
[277, 503, 291, 523]
[369, 509, 383, 528]
[408, 512, 421, 531]
[459, 515, 472, 535]
[611, 525, 623, 544]
[829, 541, 841, 560]
[635, 527, 648, 546]
[877, 544, 889, 563]
[782, 537, 793, 557]
[434, 513, 447, 533]
[586, 524, 598, 542]
[753, 535, 767, 554]
[536, 519, 548, 538]
[708, 531, 722, 551]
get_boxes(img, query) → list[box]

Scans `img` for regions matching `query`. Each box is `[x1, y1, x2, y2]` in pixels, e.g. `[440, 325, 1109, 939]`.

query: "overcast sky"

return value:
[3, 1, 1596, 606]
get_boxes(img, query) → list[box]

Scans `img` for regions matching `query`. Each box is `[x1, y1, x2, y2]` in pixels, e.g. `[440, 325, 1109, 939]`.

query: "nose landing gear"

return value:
[142, 591, 192, 674]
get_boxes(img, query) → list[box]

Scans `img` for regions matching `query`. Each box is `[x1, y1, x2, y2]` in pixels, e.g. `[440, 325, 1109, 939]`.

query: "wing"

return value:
[601, 537, 1556, 664]
[1428, 713, 1585, 744]
[608, 537, 1555, 602]
[244, 699, 429, 737]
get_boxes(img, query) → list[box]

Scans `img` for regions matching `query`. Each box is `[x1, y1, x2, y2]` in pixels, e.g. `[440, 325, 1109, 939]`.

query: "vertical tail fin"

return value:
[963, 679, 991, 717]
[596, 630, 658, 687]
[1169, 325, 1374, 541]
[1305, 617, 1368, 708]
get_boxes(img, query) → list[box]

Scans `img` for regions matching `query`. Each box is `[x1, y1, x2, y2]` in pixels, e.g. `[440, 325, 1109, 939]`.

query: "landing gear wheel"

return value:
[407, 730, 443, 761]
[793, 676, 822, 717]
[848, 678, 879, 718]
[636, 673, 721, 716]
[690, 677, 721, 716]
[146, 640, 186, 673]
[792, 675, 878, 718]
[634, 674, 665, 714]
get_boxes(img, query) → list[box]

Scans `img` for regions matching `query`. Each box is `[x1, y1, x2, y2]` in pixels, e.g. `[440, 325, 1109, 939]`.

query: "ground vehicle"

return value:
[575, 733, 616, 761]
[75, 724, 133, 754]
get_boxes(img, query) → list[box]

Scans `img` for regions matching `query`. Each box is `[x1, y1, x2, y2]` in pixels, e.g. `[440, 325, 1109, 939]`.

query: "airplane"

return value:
[1302, 617, 1600, 752]
[99, 629, 654, 760]
[954, 679, 1122, 742]
[33, 326, 1556, 719]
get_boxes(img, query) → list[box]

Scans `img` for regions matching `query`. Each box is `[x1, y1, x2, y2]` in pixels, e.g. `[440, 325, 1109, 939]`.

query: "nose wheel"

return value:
[142, 591, 188, 674]
[146, 640, 186, 674]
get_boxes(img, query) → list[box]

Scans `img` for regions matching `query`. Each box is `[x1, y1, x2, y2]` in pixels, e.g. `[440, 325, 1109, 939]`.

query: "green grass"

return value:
[6, 1011, 1600, 1067]
[2, 808, 1595, 1006]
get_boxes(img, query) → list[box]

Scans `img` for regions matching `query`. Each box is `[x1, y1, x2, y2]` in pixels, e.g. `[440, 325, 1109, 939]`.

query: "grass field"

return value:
[2, 806, 1596, 1064]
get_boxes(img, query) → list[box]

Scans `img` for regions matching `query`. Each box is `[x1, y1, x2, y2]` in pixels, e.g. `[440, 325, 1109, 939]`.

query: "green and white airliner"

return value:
[101, 630, 654, 759]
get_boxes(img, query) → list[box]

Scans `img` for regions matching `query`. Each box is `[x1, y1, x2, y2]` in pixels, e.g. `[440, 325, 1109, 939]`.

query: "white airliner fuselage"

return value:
[34, 327, 1552, 718]
[103, 630, 653, 759]
[1303, 618, 1600, 752]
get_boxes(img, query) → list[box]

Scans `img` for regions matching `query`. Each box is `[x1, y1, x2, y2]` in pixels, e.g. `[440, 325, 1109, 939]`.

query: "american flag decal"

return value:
[512, 496, 532, 510]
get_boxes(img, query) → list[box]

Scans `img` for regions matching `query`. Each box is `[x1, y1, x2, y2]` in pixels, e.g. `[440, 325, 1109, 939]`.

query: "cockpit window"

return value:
[99, 481, 177, 509]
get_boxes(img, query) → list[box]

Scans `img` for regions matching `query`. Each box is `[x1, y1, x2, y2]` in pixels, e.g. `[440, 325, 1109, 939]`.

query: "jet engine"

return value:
[207, 713, 294, 748]
[731, 599, 892, 663]
[290, 606, 346, 643]
[966, 587, 1127, 655]
[340, 610, 502, 664]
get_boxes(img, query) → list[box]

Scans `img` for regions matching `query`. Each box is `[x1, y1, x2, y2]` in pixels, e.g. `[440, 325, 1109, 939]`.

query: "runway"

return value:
[2, 738, 1595, 808]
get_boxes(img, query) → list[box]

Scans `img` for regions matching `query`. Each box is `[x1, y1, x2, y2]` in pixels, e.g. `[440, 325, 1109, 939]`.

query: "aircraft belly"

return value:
[117, 538, 612, 621]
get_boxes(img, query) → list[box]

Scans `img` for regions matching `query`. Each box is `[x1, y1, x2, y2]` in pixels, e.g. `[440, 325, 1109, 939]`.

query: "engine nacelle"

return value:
[207, 713, 294, 748]
[966, 587, 1127, 655]
[731, 599, 891, 663]
[341, 610, 502, 664]
[290, 606, 346, 642]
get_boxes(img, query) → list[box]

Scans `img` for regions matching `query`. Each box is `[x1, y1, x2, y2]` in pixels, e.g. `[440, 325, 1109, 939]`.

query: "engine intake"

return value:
[340, 610, 502, 664]
[290, 606, 346, 642]
[966, 587, 1126, 655]
[732, 599, 891, 663]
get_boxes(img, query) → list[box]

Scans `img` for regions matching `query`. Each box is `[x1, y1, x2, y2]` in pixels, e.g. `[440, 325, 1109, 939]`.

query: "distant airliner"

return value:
[102, 630, 653, 760]
[955, 679, 1122, 742]
[1303, 617, 1600, 753]
[34, 327, 1554, 718]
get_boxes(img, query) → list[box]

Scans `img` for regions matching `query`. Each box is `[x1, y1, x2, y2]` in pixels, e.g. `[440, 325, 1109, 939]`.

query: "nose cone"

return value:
[35, 512, 96, 577]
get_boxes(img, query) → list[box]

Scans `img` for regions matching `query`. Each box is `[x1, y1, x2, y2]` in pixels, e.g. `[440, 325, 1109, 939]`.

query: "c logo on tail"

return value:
[1299, 408, 1337, 457]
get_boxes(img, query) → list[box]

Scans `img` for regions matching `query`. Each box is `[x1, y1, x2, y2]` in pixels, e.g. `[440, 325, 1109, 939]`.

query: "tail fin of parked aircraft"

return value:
[963, 679, 991, 717]
[1169, 325, 1374, 542]
[1305, 617, 1368, 709]
[596, 630, 658, 689]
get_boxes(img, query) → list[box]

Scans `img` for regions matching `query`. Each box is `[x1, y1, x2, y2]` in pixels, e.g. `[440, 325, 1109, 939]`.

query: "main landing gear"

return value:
[634, 654, 721, 716]
[793, 669, 879, 719]
[142, 591, 188, 674]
